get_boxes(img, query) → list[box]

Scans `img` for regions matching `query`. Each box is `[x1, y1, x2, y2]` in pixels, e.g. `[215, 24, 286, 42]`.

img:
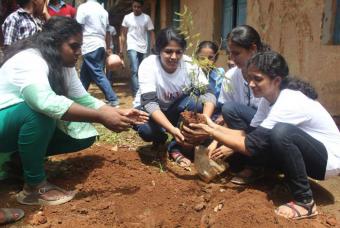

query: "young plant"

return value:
[175, 6, 222, 116]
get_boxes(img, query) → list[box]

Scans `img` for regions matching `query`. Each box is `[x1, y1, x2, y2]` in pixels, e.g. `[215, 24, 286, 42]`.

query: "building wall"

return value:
[247, 0, 340, 115]
[151, 0, 340, 114]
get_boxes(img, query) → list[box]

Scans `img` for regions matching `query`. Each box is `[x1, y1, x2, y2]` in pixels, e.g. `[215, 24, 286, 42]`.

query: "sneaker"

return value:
[107, 100, 120, 108]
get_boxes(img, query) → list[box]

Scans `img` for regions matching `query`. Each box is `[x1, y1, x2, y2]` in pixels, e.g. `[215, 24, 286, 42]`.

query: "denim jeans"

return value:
[269, 123, 328, 202]
[135, 95, 203, 145]
[80, 47, 119, 104]
[221, 101, 257, 130]
[127, 50, 145, 97]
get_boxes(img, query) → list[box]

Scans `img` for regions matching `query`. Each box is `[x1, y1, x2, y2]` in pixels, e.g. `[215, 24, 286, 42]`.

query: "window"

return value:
[221, 0, 247, 48]
[171, 0, 180, 28]
[322, 0, 340, 45]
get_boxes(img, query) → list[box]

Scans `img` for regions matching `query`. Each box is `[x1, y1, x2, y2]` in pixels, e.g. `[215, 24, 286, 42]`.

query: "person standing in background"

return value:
[119, 0, 155, 97]
[1, 0, 50, 50]
[76, 0, 120, 107]
[47, 0, 76, 18]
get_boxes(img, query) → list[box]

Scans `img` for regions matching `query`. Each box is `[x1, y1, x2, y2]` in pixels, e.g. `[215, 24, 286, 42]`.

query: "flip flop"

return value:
[170, 151, 191, 168]
[275, 201, 318, 220]
[0, 208, 25, 225]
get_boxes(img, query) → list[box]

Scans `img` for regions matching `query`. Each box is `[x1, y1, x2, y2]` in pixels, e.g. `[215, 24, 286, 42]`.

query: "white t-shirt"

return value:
[218, 66, 261, 108]
[0, 49, 89, 110]
[76, 0, 109, 55]
[253, 89, 340, 178]
[133, 55, 208, 109]
[121, 12, 154, 53]
[108, 25, 117, 50]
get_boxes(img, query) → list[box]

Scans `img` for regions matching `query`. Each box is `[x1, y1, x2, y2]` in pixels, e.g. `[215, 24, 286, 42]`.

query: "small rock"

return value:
[194, 202, 206, 212]
[29, 211, 47, 225]
[213, 203, 224, 212]
[326, 216, 337, 226]
[219, 188, 226, 192]
[78, 208, 88, 215]
[111, 145, 118, 151]
[151, 180, 156, 186]
[85, 196, 92, 202]
[220, 178, 227, 184]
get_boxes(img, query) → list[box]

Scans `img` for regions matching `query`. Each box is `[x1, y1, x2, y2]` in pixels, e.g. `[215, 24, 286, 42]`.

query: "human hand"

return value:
[169, 127, 186, 145]
[181, 125, 210, 145]
[209, 145, 234, 160]
[118, 108, 149, 125]
[99, 106, 134, 132]
[214, 115, 224, 126]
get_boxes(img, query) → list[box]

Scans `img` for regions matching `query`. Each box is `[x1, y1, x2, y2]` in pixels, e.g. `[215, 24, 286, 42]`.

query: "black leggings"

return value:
[246, 123, 328, 202]
[270, 123, 328, 202]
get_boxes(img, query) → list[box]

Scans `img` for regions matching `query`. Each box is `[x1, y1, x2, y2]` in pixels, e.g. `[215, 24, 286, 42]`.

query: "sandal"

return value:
[275, 200, 318, 220]
[231, 167, 264, 185]
[0, 208, 25, 225]
[170, 150, 191, 168]
[17, 181, 76, 206]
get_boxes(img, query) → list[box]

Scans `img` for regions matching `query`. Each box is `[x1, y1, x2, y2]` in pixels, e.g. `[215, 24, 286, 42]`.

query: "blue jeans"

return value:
[135, 95, 203, 145]
[80, 47, 119, 104]
[221, 101, 257, 131]
[127, 50, 145, 96]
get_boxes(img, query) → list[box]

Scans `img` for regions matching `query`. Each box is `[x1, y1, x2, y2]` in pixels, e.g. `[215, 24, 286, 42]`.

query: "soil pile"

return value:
[2, 144, 329, 227]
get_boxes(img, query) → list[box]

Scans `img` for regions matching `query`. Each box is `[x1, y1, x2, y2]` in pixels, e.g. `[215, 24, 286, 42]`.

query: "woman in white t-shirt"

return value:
[0, 17, 147, 206]
[133, 27, 216, 167]
[185, 51, 340, 220]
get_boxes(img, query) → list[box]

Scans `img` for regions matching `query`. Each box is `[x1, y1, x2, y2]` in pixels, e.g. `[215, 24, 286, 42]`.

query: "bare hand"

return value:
[169, 127, 186, 145]
[181, 125, 210, 145]
[209, 145, 234, 160]
[214, 115, 224, 126]
[118, 108, 149, 125]
[99, 106, 134, 132]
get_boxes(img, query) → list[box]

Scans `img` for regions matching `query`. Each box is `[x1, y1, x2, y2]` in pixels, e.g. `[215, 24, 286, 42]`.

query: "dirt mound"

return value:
[0, 144, 335, 227]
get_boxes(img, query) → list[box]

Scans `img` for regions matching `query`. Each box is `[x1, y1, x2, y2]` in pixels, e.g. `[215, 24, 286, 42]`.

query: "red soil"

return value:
[1, 144, 335, 227]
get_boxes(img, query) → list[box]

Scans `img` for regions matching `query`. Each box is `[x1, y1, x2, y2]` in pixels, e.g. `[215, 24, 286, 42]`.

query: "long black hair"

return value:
[2, 16, 83, 96]
[247, 51, 318, 100]
[227, 25, 270, 52]
[154, 27, 186, 55]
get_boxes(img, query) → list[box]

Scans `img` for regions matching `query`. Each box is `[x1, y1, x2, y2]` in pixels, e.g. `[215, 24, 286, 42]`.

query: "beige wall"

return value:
[247, 0, 340, 115]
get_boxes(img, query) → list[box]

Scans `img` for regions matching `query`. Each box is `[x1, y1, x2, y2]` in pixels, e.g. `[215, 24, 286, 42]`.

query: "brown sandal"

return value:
[17, 181, 76, 206]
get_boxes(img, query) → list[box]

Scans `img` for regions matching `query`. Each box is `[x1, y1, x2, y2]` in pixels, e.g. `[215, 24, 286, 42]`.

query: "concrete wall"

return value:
[247, 0, 340, 115]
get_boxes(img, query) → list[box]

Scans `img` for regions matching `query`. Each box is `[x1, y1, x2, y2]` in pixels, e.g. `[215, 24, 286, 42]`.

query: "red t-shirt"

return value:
[48, 3, 76, 18]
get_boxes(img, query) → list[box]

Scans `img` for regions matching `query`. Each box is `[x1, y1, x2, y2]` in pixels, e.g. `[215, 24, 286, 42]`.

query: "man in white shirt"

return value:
[119, 0, 155, 97]
[76, 0, 119, 107]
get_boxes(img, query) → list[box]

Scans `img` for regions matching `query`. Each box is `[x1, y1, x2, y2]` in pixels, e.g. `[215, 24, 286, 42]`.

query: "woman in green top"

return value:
[0, 16, 148, 206]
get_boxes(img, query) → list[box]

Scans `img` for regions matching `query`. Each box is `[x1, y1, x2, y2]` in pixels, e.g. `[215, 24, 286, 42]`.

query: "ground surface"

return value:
[1, 79, 339, 228]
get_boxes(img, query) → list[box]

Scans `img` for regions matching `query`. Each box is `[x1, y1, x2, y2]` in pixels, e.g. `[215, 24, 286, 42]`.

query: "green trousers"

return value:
[0, 102, 95, 185]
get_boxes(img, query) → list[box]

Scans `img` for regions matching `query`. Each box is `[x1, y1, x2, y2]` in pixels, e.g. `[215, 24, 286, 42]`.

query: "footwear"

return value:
[17, 181, 76, 206]
[0, 208, 25, 225]
[230, 167, 264, 185]
[169, 150, 191, 168]
[107, 100, 120, 108]
[275, 200, 318, 220]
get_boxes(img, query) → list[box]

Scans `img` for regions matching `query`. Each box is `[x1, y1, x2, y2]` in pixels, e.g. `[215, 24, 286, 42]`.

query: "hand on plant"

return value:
[118, 108, 149, 125]
[99, 106, 134, 132]
[209, 145, 234, 160]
